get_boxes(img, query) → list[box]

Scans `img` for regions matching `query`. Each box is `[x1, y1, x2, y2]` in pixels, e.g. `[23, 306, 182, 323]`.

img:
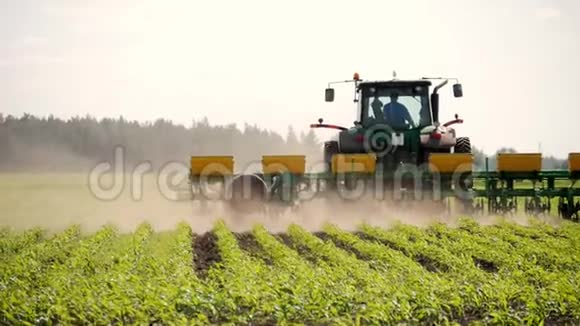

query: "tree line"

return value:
[0, 113, 320, 172]
[0, 113, 567, 172]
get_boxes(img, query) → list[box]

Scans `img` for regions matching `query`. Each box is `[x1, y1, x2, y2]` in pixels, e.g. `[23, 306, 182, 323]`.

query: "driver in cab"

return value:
[382, 93, 414, 129]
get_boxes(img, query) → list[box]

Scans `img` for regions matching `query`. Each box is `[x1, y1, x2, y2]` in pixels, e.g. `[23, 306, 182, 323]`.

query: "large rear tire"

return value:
[226, 174, 268, 214]
[454, 137, 471, 154]
[453, 137, 473, 212]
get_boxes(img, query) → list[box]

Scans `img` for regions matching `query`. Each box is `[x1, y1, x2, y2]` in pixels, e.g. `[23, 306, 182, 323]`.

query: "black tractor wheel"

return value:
[226, 174, 268, 215]
[454, 137, 471, 154]
[323, 141, 339, 172]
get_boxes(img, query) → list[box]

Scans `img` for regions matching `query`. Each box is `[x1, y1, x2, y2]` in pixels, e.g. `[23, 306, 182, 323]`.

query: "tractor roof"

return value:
[358, 80, 432, 88]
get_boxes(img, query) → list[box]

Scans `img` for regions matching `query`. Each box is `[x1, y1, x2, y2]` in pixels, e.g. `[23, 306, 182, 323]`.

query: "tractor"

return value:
[315, 73, 469, 170]
[187, 73, 580, 219]
[309, 73, 473, 207]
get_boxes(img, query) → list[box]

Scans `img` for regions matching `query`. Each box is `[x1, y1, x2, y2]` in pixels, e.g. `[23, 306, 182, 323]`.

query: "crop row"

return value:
[1, 218, 579, 324]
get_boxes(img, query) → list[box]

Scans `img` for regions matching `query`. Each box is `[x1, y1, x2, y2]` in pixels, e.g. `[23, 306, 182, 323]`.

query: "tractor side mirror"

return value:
[431, 93, 440, 122]
[325, 88, 335, 102]
[453, 83, 463, 98]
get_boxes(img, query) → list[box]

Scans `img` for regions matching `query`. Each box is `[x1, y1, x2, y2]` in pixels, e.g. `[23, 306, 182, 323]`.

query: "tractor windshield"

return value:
[360, 85, 431, 130]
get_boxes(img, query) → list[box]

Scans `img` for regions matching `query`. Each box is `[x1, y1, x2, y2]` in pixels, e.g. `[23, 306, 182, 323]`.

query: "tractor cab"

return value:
[358, 81, 432, 131]
[315, 73, 466, 168]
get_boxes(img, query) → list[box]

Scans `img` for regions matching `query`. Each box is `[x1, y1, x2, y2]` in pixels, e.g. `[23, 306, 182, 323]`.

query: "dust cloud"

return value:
[0, 173, 559, 234]
[0, 140, 97, 173]
[219, 197, 455, 233]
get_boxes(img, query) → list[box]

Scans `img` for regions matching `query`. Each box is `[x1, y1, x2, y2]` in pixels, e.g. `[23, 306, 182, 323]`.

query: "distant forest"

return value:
[0, 113, 568, 172]
[0, 113, 320, 172]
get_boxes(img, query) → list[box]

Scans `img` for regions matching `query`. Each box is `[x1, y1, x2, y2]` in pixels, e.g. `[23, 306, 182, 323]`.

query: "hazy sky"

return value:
[1, 0, 579, 157]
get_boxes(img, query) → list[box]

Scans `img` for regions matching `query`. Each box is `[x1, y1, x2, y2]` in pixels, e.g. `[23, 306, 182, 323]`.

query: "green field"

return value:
[1, 174, 580, 324]
[1, 219, 580, 324]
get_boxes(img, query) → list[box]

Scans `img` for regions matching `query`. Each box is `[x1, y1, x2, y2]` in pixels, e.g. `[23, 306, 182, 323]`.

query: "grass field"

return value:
[1, 174, 580, 324]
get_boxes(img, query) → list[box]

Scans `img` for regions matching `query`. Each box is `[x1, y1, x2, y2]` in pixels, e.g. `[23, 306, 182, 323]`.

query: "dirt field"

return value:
[2, 174, 578, 324]
[0, 173, 448, 232]
[0, 173, 563, 234]
[0, 173, 206, 232]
